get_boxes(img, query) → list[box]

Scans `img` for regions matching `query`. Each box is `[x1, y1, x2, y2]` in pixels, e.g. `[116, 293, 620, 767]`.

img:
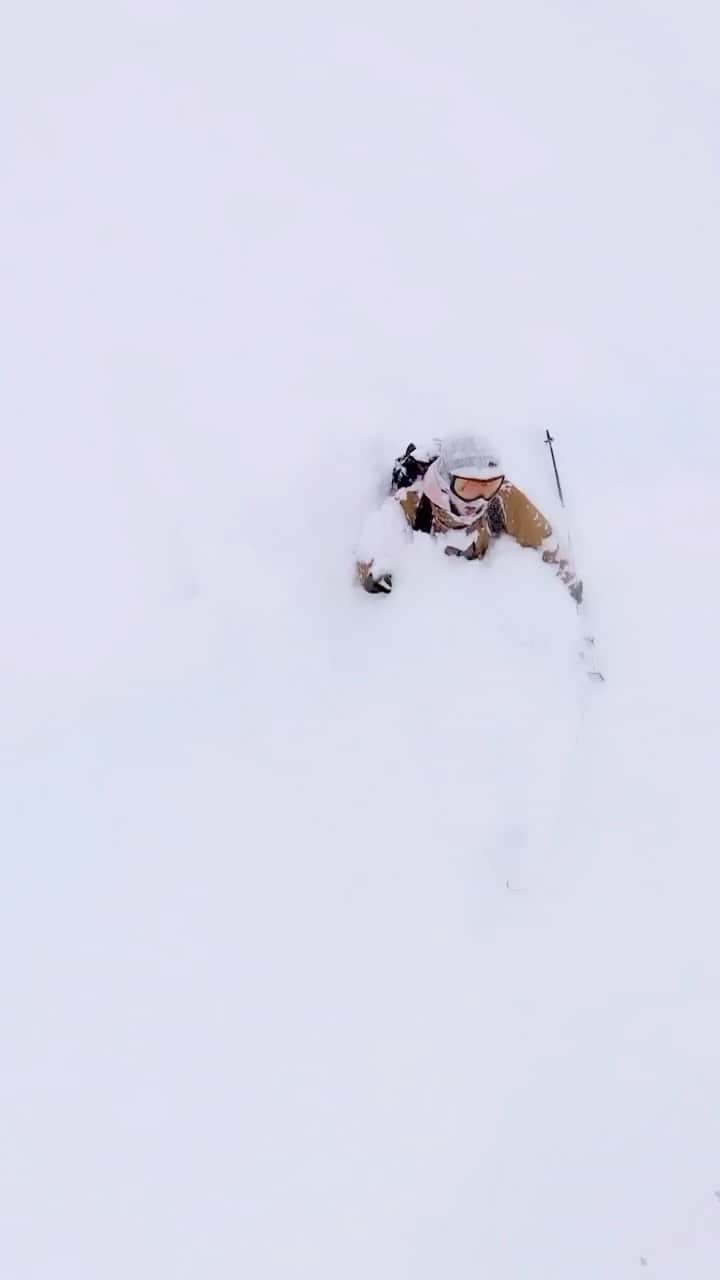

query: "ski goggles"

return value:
[450, 474, 504, 502]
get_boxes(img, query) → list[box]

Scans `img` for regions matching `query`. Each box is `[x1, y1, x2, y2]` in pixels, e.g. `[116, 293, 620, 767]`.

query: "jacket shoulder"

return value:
[501, 484, 552, 549]
[398, 489, 422, 526]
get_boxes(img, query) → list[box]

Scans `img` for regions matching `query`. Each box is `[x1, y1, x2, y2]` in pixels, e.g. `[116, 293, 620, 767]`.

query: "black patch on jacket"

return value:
[413, 493, 434, 533]
[486, 495, 506, 537]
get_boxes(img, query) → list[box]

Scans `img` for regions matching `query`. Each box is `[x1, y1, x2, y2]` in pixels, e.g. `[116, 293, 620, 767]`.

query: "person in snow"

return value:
[356, 434, 582, 602]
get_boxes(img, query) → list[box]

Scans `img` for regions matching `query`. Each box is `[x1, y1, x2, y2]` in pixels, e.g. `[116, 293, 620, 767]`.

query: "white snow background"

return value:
[3, 2, 720, 1276]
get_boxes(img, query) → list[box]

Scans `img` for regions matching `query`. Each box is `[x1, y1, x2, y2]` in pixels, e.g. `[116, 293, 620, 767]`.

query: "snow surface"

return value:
[3, 3, 720, 1277]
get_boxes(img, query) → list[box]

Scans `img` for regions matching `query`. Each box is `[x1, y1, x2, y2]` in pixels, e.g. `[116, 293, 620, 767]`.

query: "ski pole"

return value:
[544, 428, 572, 555]
[543, 429, 604, 681]
[544, 429, 565, 508]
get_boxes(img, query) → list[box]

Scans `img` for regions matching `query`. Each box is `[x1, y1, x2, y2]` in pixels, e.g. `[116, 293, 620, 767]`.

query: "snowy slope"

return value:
[3, 4, 720, 1278]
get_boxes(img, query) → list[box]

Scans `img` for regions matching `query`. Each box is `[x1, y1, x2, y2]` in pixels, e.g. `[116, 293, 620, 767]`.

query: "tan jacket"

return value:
[358, 482, 580, 597]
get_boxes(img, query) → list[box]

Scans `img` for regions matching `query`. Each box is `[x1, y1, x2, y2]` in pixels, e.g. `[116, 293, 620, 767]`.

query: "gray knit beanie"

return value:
[436, 434, 503, 483]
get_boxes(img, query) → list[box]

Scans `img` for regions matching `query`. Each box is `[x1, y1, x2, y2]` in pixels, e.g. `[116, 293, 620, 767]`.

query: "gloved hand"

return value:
[364, 571, 393, 595]
[570, 579, 584, 605]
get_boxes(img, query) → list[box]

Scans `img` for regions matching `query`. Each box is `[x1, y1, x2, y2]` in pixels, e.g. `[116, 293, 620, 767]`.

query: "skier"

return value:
[356, 434, 582, 601]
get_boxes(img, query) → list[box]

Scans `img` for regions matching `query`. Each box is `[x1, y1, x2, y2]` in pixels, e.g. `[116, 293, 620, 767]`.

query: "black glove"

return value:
[570, 579, 584, 605]
[364, 572, 393, 595]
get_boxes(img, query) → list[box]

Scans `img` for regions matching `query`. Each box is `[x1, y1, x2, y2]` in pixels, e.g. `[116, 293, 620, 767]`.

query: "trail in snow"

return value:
[4, 425, 720, 1277]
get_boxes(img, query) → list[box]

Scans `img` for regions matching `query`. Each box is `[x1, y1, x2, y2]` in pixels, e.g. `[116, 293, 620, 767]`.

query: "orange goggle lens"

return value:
[450, 475, 504, 502]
